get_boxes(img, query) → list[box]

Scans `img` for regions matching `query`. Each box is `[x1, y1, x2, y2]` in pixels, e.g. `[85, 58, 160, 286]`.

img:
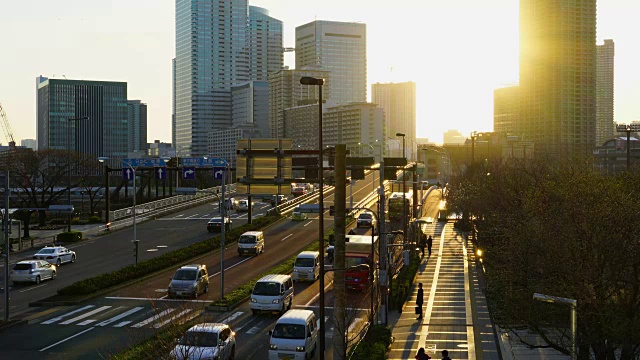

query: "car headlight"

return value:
[354, 278, 359, 282]
[272, 299, 280, 304]
[293, 269, 298, 272]
[269, 344, 278, 350]
[251, 298, 257, 303]
[307, 269, 313, 273]
[296, 346, 305, 352]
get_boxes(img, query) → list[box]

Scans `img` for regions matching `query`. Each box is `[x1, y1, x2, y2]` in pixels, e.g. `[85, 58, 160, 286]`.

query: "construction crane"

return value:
[0, 102, 16, 148]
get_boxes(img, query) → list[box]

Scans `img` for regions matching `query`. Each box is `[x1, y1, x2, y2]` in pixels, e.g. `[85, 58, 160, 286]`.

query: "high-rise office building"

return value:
[323, 103, 384, 160]
[295, 20, 366, 105]
[231, 81, 269, 137]
[37, 78, 128, 159]
[371, 82, 416, 159]
[596, 39, 615, 145]
[519, 0, 597, 157]
[249, 6, 283, 81]
[174, 1, 282, 156]
[494, 85, 520, 135]
[172, 58, 176, 148]
[127, 100, 148, 152]
[268, 68, 330, 138]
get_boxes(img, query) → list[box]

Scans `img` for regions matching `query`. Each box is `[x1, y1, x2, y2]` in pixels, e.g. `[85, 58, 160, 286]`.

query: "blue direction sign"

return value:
[182, 167, 196, 180]
[155, 167, 167, 180]
[123, 158, 168, 168]
[122, 167, 135, 180]
[213, 167, 225, 180]
[181, 157, 227, 167]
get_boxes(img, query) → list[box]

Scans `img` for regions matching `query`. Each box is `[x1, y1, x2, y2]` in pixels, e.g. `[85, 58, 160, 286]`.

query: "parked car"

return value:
[356, 212, 376, 229]
[33, 246, 76, 266]
[207, 216, 231, 232]
[170, 323, 236, 360]
[10, 260, 57, 285]
[167, 264, 209, 299]
[291, 186, 307, 197]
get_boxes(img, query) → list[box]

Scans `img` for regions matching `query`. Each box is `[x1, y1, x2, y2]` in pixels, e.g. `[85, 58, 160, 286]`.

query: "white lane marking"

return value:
[246, 326, 261, 335]
[19, 284, 48, 292]
[147, 249, 159, 252]
[39, 327, 95, 351]
[104, 296, 212, 303]
[176, 214, 184, 218]
[185, 214, 199, 219]
[131, 308, 176, 328]
[113, 321, 132, 328]
[96, 307, 145, 327]
[418, 224, 446, 351]
[209, 257, 253, 278]
[303, 221, 312, 227]
[153, 309, 193, 329]
[60, 306, 112, 325]
[280, 234, 293, 242]
[305, 281, 334, 307]
[77, 319, 96, 326]
[220, 311, 243, 324]
[42, 305, 96, 325]
[157, 245, 168, 248]
[463, 233, 476, 359]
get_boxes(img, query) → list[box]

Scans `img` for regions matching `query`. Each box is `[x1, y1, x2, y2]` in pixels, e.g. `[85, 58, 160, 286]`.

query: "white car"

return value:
[171, 323, 236, 360]
[11, 260, 57, 284]
[33, 246, 76, 266]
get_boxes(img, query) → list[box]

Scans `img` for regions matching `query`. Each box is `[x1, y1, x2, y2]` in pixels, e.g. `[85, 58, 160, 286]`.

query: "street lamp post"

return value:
[300, 76, 326, 359]
[533, 293, 577, 360]
[470, 131, 478, 162]
[67, 116, 89, 232]
[396, 133, 407, 248]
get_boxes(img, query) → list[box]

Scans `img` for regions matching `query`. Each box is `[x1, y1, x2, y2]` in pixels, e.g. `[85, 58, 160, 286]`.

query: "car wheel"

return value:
[251, 309, 257, 315]
[71, 255, 76, 263]
[287, 298, 292, 310]
[204, 284, 209, 294]
[35, 276, 41, 284]
[229, 346, 235, 360]
[56, 258, 62, 267]
[51, 271, 56, 280]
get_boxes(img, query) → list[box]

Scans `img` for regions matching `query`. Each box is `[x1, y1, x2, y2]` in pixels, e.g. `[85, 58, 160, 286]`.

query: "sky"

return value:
[1, 0, 639, 145]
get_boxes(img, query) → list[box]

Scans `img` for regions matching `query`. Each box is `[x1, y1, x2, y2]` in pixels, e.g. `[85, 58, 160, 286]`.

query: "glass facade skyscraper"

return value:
[174, 1, 282, 156]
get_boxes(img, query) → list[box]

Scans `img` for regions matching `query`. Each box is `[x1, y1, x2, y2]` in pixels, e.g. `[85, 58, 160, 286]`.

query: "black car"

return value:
[207, 216, 231, 232]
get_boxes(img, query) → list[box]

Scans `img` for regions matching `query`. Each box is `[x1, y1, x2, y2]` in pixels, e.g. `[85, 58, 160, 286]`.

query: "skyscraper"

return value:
[37, 78, 128, 159]
[127, 100, 148, 152]
[174, 1, 282, 156]
[295, 20, 366, 105]
[519, 0, 597, 157]
[596, 39, 615, 145]
[494, 85, 520, 135]
[372, 82, 416, 159]
[249, 6, 283, 81]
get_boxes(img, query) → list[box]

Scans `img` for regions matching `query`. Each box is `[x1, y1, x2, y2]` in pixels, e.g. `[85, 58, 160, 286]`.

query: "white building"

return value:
[322, 103, 384, 161]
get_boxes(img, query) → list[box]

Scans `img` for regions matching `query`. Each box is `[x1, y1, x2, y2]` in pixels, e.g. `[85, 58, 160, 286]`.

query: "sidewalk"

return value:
[6, 223, 106, 258]
[387, 220, 501, 360]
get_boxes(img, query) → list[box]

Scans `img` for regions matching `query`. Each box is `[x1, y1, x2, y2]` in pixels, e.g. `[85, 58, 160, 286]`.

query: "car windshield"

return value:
[209, 218, 224, 224]
[346, 257, 368, 268]
[37, 249, 56, 254]
[272, 323, 306, 339]
[179, 331, 218, 347]
[14, 263, 33, 270]
[239, 235, 257, 244]
[295, 257, 315, 267]
[173, 269, 198, 281]
[358, 213, 372, 220]
[252, 281, 281, 296]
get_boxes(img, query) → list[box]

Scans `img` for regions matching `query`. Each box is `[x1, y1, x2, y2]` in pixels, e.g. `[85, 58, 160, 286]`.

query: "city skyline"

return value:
[1, 0, 639, 145]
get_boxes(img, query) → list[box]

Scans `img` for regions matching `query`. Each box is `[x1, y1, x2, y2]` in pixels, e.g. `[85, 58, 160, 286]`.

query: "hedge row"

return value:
[349, 325, 392, 360]
[56, 230, 84, 243]
[57, 215, 280, 296]
[390, 253, 421, 311]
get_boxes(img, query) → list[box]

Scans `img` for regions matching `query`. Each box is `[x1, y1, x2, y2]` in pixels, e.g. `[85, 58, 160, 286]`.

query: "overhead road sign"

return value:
[155, 167, 167, 180]
[346, 157, 375, 166]
[181, 157, 227, 167]
[182, 167, 196, 180]
[384, 157, 407, 167]
[213, 167, 225, 180]
[123, 158, 168, 168]
[122, 168, 134, 180]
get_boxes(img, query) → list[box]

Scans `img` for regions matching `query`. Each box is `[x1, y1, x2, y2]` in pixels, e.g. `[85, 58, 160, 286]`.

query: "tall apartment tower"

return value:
[174, 0, 283, 156]
[295, 20, 366, 105]
[494, 85, 520, 135]
[596, 39, 615, 145]
[371, 82, 416, 159]
[37, 78, 128, 159]
[127, 100, 148, 152]
[519, 0, 597, 157]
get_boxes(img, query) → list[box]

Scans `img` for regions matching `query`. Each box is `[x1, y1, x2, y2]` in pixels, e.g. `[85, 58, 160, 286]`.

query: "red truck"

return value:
[344, 235, 379, 291]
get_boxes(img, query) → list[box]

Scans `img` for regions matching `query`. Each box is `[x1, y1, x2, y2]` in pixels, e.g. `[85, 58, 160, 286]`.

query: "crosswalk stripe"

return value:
[113, 321, 132, 328]
[220, 311, 243, 324]
[96, 307, 145, 327]
[60, 306, 112, 325]
[77, 320, 96, 326]
[153, 309, 192, 329]
[131, 308, 176, 328]
[42, 305, 96, 325]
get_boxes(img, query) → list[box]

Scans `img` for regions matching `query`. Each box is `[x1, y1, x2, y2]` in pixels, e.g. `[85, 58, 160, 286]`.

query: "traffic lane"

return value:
[106, 215, 324, 299]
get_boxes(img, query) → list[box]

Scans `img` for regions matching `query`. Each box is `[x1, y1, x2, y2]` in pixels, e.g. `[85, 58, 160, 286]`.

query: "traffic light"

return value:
[329, 206, 335, 216]
[384, 168, 397, 180]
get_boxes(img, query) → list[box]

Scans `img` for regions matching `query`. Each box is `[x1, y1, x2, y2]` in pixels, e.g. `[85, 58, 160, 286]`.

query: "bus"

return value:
[388, 191, 413, 222]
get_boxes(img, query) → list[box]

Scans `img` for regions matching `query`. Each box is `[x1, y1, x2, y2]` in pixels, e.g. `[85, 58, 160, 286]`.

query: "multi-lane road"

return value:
[0, 171, 383, 359]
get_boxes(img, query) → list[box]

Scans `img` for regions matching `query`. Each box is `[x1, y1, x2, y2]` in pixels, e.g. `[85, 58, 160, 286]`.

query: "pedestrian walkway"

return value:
[387, 220, 501, 360]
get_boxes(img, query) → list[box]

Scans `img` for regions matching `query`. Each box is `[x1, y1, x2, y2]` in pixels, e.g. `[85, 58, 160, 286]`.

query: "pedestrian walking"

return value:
[419, 233, 427, 257]
[441, 349, 452, 360]
[416, 283, 424, 319]
[415, 347, 431, 360]
[427, 235, 433, 257]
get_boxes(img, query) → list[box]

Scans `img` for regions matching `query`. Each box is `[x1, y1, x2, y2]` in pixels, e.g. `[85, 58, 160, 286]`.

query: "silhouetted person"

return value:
[441, 349, 452, 360]
[416, 283, 424, 319]
[419, 234, 427, 257]
[427, 235, 433, 257]
[415, 347, 431, 360]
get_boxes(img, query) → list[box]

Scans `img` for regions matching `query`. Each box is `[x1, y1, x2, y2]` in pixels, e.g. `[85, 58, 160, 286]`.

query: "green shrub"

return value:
[71, 219, 88, 225]
[88, 216, 103, 224]
[56, 231, 84, 243]
[350, 325, 391, 360]
[390, 253, 420, 309]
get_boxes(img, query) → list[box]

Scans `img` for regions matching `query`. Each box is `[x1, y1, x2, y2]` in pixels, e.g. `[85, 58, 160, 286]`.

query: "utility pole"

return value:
[3, 171, 9, 321]
[220, 165, 226, 299]
[333, 144, 347, 360]
[412, 164, 418, 252]
[379, 161, 388, 325]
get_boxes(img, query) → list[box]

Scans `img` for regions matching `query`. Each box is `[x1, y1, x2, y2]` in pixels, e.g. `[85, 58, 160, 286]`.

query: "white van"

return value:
[250, 274, 293, 315]
[292, 251, 320, 282]
[238, 231, 264, 256]
[268, 309, 318, 360]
